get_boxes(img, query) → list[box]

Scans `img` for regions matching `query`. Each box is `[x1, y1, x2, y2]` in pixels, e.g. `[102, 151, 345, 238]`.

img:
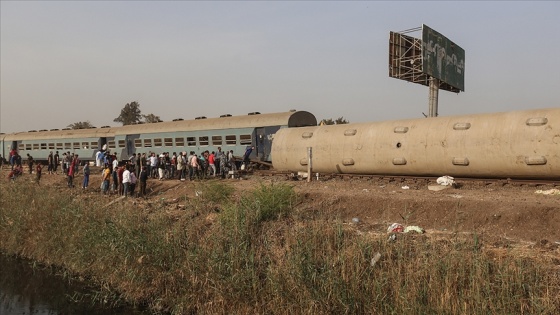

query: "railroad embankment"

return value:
[1, 175, 559, 314]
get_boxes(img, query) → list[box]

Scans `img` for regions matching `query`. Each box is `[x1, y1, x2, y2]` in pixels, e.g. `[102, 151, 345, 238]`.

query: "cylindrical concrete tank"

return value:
[271, 108, 560, 179]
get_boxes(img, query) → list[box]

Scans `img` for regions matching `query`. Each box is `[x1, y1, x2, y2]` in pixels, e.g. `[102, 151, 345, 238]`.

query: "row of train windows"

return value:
[17, 135, 253, 151]
[19, 142, 99, 151]
[133, 135, 252, 148]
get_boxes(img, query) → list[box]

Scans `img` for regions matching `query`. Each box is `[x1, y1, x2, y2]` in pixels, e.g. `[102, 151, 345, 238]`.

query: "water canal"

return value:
[0, 254, 150, 315]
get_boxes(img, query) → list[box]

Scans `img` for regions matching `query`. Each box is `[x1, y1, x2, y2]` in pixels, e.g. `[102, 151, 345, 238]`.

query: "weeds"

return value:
[1, 180, 558, 314]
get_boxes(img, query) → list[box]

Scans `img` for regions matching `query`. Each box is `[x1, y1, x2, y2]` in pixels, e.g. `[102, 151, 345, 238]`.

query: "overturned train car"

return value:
[271, 108, 560, 179]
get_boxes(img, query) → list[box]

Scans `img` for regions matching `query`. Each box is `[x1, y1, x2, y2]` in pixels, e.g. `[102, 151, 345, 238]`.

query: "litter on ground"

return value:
[535, 189, 560, 195]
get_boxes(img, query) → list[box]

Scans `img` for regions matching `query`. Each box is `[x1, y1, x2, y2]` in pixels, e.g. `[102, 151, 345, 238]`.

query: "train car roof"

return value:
[1, 111, 317, 141]
[2, 127, 115, 141]
[113, 110, 317, 135]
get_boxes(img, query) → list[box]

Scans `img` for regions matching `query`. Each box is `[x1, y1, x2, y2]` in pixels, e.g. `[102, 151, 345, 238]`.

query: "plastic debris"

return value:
[387, 234, 397, 242]
[387, 223, 404, 233]
[370, 252, 382, 267]
[535, 189, 560, 195]
[387, 223, 425, 234]
[401, 185, 410, 190]
[352, 217, 360, 224]
[437, 175, 455, 186]
[404, 226, 425, 234]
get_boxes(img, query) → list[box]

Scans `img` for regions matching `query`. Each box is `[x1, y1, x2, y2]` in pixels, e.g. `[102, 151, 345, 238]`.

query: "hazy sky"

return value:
[1, 1, 559, 133]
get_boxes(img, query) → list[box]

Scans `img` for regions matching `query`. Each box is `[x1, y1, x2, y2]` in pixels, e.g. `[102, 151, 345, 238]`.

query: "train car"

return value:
[0, 110, 317, 163]
[109, 110, 316, 161]
[1, 127, 114, 163]
[271, 108, 560, 179]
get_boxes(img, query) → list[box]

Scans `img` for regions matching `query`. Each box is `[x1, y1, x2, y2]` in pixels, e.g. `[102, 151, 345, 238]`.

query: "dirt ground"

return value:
[5, 167, 560, 258]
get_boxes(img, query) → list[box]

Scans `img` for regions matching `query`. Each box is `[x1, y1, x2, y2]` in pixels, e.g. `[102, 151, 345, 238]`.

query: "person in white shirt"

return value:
[122, 165, 131, 197]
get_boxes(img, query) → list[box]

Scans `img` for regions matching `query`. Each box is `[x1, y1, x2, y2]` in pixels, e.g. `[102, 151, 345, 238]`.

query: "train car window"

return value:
[82, 142, 89, 149]
[212, 136, 222, 146]
[48, 143, 55, 150]
[118, 140, 125, 148]
[144, 139, 152, 147]
[33, 143, 39, 150]
[240, 135, 252, 145]
[56, 143, 63, 150]
[187, 137, 197, 146]
[25, 144, 31, 150]
[225, 135, 236, 145]
[91, 141, 98, 148]
[164, 138, 173, 146]
[41, 143, 47, 150]
[134, 139, 142, 148]
[175, 137, 185, 146]
[108, 140, 116, 149]
[73, 142, 80, 149]
[154, 138, 163, 147]
[65, 143, 71, 149]
[198, 136, 208, 146]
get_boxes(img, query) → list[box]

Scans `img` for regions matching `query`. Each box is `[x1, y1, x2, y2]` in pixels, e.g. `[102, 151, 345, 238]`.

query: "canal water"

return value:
[0, 254, 150, 315]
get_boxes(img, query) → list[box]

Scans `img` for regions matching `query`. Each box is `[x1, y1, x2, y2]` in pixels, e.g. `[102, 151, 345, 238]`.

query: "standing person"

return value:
[61, 153, 67, 175]
[158, 154, 165, 180]
[35, 162, 43, 183]
[112, 166, 119, 193]
[137, 153, 144, 178]
[27, 154, 34, 174]
[198, 153, 207, 179]
[47, 152, 54, 174]
[149, 153, 158, 178]
[122, 165, 131, 197]
[215, 147, 222, 175]
[67, 161, 75, 188]
[129, 170, 137, 197]
[171, 152, 177, 179]
[95, 150, 103, 167]
[176, 152, 184, 181]
[101, 165, 111, 194]
[243, 146, 254, 167]
[228, 150, 237, 171]
[219, 149, 227, 179]
[139, 166, 148, 198]
[208, 151, 216, 177]
[118, 164, 125, 195]
[82, 163, 90, 189]
[54, 151, 60, 174]
[9, 148, 17, 170]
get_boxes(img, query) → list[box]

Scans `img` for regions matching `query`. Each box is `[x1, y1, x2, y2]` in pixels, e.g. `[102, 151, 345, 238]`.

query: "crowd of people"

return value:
[2, 145, 256, 199]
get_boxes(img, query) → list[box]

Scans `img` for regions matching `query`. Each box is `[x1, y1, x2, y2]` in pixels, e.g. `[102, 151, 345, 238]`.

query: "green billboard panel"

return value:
[422, 24, 465, 91]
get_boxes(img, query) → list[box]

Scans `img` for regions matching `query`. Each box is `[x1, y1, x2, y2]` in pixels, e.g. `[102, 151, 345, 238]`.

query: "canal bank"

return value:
[1, 176, 559, 314]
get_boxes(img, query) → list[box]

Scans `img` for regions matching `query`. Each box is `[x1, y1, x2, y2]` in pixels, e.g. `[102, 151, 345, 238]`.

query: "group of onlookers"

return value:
[3, 145, 256, 199]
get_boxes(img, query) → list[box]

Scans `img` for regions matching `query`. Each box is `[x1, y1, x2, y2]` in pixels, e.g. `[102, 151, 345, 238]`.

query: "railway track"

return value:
[254, 170, 560, 187]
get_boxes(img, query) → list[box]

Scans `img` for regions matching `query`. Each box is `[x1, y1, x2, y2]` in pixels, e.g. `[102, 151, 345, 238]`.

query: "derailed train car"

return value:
[271, 108, 560, 179]
[0, 111, 317, 163]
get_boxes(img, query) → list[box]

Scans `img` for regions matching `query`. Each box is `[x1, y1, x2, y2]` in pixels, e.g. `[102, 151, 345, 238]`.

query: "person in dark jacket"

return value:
[139, 166, 148, 198]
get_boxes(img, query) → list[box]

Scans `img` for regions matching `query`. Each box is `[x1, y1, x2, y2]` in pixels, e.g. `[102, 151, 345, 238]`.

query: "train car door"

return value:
[126, 134, 140, 158]
[255, 128, 266, 161]
[98, 137, 107, 151]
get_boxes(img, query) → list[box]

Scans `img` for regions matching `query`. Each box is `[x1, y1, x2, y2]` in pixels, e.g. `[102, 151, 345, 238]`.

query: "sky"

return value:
[1, 1, 559, 133]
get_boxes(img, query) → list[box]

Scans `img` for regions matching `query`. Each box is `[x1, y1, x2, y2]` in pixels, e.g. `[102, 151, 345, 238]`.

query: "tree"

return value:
[319, 116, 349, 125]
[114, 101, 143, 125]
[142, 113, 162, 123]
[67, 121, 95, 129]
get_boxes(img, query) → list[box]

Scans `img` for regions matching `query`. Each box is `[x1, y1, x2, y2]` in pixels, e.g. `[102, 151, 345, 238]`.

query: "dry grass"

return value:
[1, 180, 559, 314]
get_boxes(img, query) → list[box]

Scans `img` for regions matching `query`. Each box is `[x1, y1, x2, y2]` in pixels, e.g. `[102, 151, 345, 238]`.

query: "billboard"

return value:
[389, 25, 465, 93]
[422, 24, 465, 91]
